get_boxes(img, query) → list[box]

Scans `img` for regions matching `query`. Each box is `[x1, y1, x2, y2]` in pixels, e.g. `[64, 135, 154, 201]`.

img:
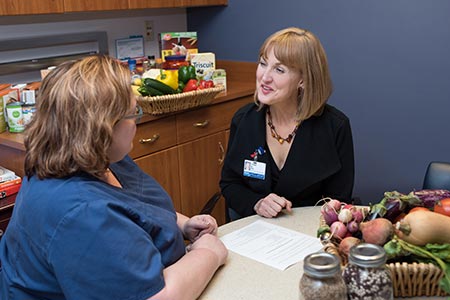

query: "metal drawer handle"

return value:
[193, 120, 209, 128]
[139, 134, 160, 144]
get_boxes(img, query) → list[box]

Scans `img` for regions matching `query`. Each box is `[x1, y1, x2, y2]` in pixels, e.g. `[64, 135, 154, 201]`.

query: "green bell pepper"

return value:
[178, 65, 196, 84]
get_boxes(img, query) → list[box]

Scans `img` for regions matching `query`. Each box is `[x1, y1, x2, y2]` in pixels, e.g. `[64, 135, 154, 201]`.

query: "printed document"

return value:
[221, 220, 323, 270]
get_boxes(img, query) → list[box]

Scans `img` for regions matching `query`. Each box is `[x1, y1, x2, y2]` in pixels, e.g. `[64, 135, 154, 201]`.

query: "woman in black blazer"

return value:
[220, 27, 354, 219]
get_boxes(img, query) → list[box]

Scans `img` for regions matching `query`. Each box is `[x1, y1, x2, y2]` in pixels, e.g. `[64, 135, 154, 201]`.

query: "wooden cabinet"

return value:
[0, 60, 256, 233]
[128, 0, 227, 9]
[0, 0, 227, 15]
[64, 0, 128, 12]
[134, 147, 182, 212]
[178, 131, 226, 223]
[0, 0, 64, 16]
[131, 96, 251, 225]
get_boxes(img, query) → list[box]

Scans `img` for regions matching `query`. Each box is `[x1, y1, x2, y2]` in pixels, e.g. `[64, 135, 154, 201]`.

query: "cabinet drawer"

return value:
[129, 116, 177, 159]
[176, 96, 252, 144]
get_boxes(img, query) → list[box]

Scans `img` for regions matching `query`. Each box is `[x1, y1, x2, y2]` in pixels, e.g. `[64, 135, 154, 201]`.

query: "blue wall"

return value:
[187, 0, 450, 204]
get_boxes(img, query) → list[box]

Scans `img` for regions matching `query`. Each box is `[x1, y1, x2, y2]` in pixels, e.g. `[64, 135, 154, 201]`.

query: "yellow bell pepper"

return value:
[156, 70, 178, 90]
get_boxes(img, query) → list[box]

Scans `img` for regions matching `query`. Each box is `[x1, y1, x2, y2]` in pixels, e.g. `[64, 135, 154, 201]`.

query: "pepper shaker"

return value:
[299, 252, 347, 300]
[343, 243, 394, 300]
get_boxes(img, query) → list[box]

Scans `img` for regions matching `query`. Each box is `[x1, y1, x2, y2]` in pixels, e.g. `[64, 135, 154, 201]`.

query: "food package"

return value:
[159, 32, 198, 61]
[190, 52, 216, 80]
[0, 88, 20, 132]
[212, 69, 227, 92]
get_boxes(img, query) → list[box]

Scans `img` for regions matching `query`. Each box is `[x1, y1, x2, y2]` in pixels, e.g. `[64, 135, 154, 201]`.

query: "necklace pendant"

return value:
[278, 138, 285, 144]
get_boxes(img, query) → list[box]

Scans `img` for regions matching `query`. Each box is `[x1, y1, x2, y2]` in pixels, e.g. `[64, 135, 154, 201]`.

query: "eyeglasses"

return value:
[122, 104, 143, 123]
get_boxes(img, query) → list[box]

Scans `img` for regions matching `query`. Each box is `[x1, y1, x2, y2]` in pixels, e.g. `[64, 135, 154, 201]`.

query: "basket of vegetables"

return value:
[318, 190, 450, 298]
[132, 65, 225, 115]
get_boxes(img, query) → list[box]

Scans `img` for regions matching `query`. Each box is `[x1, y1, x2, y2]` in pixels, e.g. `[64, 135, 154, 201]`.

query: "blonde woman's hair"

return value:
[24, 55, 132, 179]
[256, 27, 332, 121]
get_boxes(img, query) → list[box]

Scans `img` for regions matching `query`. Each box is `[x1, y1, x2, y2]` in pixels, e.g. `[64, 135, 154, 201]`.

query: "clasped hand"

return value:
[182, 214, 218, 242]
[254, 193, 292, 218]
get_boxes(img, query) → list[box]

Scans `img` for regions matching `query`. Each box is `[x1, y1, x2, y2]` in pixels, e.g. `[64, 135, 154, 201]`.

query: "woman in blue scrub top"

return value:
[220, 27, 354, 220]
[0, 55, 227, 300]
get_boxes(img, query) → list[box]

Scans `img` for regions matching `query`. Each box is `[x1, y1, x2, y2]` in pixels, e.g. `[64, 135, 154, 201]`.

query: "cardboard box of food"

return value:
[159, 32, 198, 61]
[0, 88, 20, 133]
[190, 52, 216, 80]
[212, 69, 227, 93]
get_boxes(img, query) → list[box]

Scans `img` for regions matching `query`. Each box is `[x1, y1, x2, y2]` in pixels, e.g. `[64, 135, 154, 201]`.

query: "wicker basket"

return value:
[322, 242, 448, 297]
[320, 210, 449, 298]
[137, 86, 225, 115]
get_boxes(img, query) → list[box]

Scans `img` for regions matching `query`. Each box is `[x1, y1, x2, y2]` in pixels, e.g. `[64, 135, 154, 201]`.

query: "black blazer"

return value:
[220, 103, 355, 217]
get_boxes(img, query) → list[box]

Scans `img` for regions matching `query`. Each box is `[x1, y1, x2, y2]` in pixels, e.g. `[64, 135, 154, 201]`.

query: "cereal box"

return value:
[190, 52, 216, 80]
[159, 32, 198, 61]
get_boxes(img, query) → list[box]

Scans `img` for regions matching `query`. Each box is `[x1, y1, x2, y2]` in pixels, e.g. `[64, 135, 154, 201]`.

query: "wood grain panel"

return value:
[176, 96, 252, 144]
[128, 0, 227, 9]
[0, 0, 64, 15]
[129, 116, 177, 159]
[64, 0, 128, 12]
[178, 131, 226, 225]
[134, 147, 182, 212]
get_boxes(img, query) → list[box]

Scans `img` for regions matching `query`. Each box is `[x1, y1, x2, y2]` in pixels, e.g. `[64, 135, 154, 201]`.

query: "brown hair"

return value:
[256, 27, 332, 121]
[24, 55, 132, 179]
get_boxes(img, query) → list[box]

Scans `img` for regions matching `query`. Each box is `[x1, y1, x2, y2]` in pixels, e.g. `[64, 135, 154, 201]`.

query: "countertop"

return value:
[0, 60, 256, 152]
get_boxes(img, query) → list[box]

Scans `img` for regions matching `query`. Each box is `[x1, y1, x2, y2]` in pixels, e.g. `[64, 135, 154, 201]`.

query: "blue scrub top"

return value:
[0, 156, 186, 300]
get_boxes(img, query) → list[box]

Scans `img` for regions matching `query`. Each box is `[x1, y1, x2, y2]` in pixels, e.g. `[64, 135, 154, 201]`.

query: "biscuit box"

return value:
[190, 52, 216, 80]
[159, 32, 198, 61]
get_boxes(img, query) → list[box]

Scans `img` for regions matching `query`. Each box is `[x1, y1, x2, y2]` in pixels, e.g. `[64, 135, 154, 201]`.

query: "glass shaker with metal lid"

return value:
[343, 243, 394, 300]
[299, 252, 347, 300]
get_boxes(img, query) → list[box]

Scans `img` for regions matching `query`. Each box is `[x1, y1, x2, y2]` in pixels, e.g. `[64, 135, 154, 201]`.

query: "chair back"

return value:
[423, 161, 450, 190]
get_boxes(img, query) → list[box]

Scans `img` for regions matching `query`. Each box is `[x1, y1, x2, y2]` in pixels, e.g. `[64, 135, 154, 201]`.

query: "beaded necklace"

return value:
[266, 107, 300, 144]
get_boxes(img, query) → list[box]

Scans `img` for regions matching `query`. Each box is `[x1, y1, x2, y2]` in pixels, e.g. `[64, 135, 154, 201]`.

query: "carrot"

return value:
[395, 210, 450, 246]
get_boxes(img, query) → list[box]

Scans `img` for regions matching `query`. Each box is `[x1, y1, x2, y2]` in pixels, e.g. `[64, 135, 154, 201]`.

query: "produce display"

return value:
[317, 190, 450, 293]
[132, 65, 215, 97]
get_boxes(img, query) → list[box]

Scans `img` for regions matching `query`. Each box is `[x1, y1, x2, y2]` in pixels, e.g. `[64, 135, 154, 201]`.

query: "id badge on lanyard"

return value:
[243, 146, 266, 180]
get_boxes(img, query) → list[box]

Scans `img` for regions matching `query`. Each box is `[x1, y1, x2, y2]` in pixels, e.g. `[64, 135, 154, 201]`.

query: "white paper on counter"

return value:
[221, 220, 323, 270]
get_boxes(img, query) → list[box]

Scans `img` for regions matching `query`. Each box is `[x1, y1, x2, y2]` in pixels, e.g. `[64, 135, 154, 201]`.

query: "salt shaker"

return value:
[299, 252, 347, 300]
[343, 243, 394, 300]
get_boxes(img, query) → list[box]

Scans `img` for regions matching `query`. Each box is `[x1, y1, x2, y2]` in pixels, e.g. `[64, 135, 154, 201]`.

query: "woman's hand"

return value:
[254, 193, 292, 218]
[182, 214, 218, 242]
[188, 234, 228, 267]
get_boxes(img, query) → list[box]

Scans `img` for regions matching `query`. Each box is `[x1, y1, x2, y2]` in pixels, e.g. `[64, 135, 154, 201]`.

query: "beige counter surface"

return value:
[199, 206, 447, 300]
